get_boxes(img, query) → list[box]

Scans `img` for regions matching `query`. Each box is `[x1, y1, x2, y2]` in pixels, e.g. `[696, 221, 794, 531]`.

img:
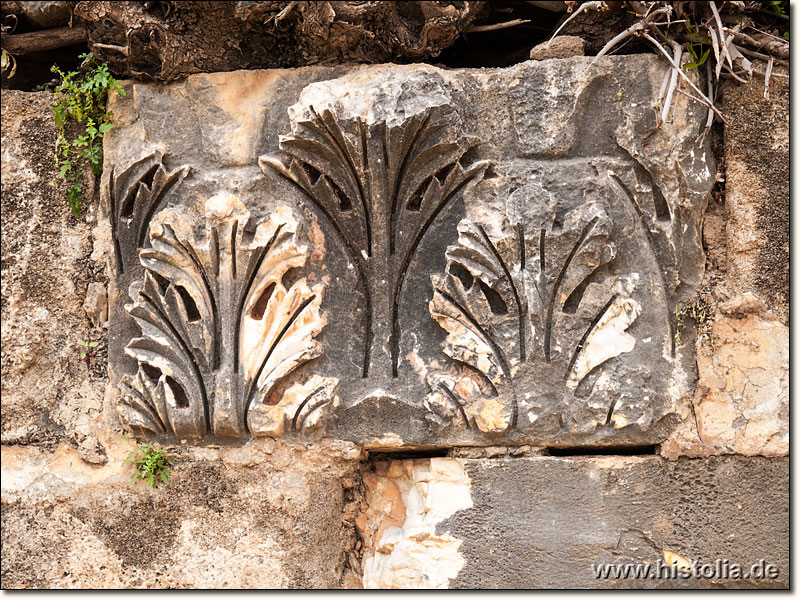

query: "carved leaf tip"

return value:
[118, 367, 168, 435]
[247, 374, 339, 437]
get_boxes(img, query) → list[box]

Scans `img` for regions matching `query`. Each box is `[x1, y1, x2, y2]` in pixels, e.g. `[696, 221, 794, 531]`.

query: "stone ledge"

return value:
[361, 455, 788, 589]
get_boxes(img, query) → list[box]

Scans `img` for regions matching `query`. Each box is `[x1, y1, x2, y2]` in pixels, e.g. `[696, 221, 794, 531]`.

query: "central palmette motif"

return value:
[117, 193, 336, 438]
[260, 104, 488, 379]
[427, 201, 641, 433]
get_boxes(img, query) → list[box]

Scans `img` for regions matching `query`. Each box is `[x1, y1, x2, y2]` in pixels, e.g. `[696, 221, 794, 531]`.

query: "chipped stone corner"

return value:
[661, 299, 788, 460]
[358, 457, 473, 589]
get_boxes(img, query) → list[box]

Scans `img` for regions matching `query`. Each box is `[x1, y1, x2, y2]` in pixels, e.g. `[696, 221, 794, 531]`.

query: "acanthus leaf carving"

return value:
[122, 269, 209, 438]
[117, 365, 169, 436]
[247, 374, 339, 437]
[117, 194, 334, 439]
[238, 205, 328, 434]
[429, 199, 640, 433]
[104, 151, 190, 273]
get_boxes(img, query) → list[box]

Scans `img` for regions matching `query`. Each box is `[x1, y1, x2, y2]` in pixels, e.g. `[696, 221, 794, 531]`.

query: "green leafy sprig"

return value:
[123, 443, 173, 488]
[51, 53, 125, 217]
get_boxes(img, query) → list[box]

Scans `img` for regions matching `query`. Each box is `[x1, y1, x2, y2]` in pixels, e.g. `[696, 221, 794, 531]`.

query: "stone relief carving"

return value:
[105, 151, 190, 274]
[117, 193, 336, 438]
[104, 59, 712, 446]
[427, 200, 640, 433]
[260, 105, 488, 380]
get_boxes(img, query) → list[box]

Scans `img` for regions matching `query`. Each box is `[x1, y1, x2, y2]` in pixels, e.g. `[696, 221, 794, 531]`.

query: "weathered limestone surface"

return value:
[529, 35, 586, 60]
[1, 90, 361, 590]
[359, 457, 473, 588]
[1, 90, 107, 449]
[661, 295, 788, 459]
[2, 58, 788, 591]
[661, 70, 789, 460]
[101, 56, 713, 448]
[1, 436, 363, 588]
[720, 71, 789, 323]
[363, 455, 786, 589]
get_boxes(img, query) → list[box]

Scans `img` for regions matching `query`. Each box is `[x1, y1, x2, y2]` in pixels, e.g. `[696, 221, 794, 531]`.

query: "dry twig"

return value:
[467, 19, 531, 33]
[763, 56, 774, 100]
[709, 1, 735, 72]
[735, 44, 788, 66]
[709, 26, 723, 79]
[661, 43, 683, 124]
[547, 1, 606, 46]
[700, 61, 714, 141]
[730, 28, 789, 59]
[642, 32, 727, 124]
[1, 26, 86, 54]
[593, 6, 673, 60]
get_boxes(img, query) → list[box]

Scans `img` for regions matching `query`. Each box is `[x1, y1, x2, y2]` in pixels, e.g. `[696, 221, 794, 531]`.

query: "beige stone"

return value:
[1, 438, 363, 588]
[718, 292, 767, 318]
[721, 70, 788, 322]
[529, 36, 586, 60]
[1, 90, 105, 446]
[83, 282, 108, 328]
[360, 458, 472, 589]
[662, 310, 788, 459]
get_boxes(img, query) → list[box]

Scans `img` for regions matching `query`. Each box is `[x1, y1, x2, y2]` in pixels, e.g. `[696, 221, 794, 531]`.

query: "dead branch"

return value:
[1, 25, 86, 55]
[726, 42, 752, 82]
[735, 44, 788, 66]
[655, 61, 672, 114]
[730, 29, 789, 60]
[763, 56, 774, 100]
[547, 0, 606, 46]
[661, 43, 682, 124]
[593, 5, 672, 60]
[752, 67, 788, 79]
[700, 61, 714, 140]
[709, 27, 723, 79]
[675, 87, 711, 108]
[642, 32, 727, 124]
[746, 27, 787, 44]
[467, 19, 531, 33]
[709, 1, 734, 73]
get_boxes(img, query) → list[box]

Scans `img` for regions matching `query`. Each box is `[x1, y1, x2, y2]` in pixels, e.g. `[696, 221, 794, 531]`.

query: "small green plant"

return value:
[51, 53, 125, 218]
[675, 297, 713, 345]
[123, 443, 173, 488]
[684, 18, 710, 70]
[78, 340, 99, 363]
[769, 1, 786, 16]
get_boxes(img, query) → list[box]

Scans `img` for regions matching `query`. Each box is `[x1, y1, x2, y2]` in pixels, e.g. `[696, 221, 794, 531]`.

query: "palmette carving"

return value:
[102, 60, 714, 448]
[117, 193, 335, 439]
[260, 105, 488, 380]
[428, 200, 641, 433]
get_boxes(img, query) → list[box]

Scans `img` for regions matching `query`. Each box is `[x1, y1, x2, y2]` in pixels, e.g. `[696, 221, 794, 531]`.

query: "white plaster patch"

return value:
[363, 458, 473, 589]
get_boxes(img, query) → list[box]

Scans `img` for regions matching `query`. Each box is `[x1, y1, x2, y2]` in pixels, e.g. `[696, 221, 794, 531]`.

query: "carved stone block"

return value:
[102, 57, 713, 447]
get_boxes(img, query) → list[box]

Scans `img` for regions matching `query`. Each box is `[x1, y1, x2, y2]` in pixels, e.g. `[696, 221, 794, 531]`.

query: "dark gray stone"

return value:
[442, 455, 789, 589]
[102, 56, 713, 446]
